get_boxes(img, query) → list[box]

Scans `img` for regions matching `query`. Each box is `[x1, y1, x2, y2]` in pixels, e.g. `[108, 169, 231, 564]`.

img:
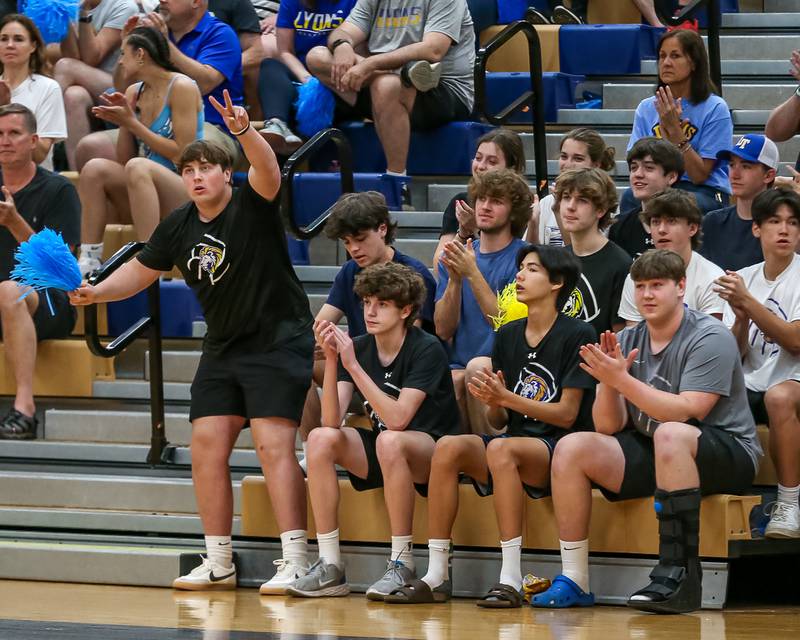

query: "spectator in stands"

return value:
[701, 134, 778, 272]
[383, 244, 596, 606]
[625, 29, 732, 215]
[610, 137, 683, 259]
[555, 168, 631, 334]
[525, 1, 665, 26]
[75, 26, 204, 276]
[305, 0, 475, 185]
[0, 15, 67, 170]
[256, 0, 357, 155]
[286, 262, 460, 599]
[532, 249, 760, 614]
[55, 0, 144, 170]
[70, 92, 315, 594]
[618, 189, 724, 325]
[298, 191, 436, 469]
[717, 188, 800, 540]
[0, 104, 80, 440]
[434, 129, 525, 268]
[434, 169, 529, 435]
[250, 0, 279, 59]
[533, 128, 616, 248]
[765, 50, 800, 187]
[208, 0, 263, 121]
[74, 0, 243, 169]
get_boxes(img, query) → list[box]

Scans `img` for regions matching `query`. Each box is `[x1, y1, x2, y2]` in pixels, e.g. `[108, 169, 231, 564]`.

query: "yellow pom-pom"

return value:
[489, 282, 528, 330]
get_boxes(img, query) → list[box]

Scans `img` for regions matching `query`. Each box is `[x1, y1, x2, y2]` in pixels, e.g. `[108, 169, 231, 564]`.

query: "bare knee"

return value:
[551, 432, 593, 478]
[55, 58, 83, 86]
[375, 430, 409, 464]
[80, 157, 117, 183]
[485, 437, 516, 472]
[370, 74, 403, 105]
[764, 382, 800, 423]
[307, 426, 346, 461]
[432, 435, 469, 470]
[305, 46, 331, 74]
[191, 430, 231, 466]
[124, 156, 156, 182]
[63, 84, 92, 109]
[0, 280, 28, 314]
[653, 422, 698, 463]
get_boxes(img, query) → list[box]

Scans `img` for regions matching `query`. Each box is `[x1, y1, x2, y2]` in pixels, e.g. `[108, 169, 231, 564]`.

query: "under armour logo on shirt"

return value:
[527, 352, 537, 360]
[384, 372, 392, 379]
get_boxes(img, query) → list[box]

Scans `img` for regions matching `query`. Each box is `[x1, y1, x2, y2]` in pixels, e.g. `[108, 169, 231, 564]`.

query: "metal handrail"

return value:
[84, 241, 168, 466]
[474, 19, 548, 197]
[280, 127, 355, 240]
[655, 0, 722, 97]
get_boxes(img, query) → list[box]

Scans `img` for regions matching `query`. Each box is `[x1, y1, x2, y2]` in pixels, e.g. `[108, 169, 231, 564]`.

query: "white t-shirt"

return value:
[618, 251, 725, 322]
[536, 193, 565, 246]
[722, 254, 800, 393]
[10, 74, 67, 171]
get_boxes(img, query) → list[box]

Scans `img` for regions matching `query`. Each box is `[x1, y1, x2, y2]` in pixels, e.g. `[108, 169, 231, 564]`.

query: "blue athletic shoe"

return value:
[531, 575, 595, 608]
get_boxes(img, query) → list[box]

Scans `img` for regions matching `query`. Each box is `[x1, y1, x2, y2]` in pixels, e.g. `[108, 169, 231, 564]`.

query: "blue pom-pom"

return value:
[294, 77, 335, 138]
[11, 228, 81, 314]
[24, 0, 80, 45]
[654, 501, 663, 514]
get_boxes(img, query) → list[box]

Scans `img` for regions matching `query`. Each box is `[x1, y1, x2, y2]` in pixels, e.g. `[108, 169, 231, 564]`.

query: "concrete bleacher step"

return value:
[641, 59, 791, 76]
[603, 83, 797, 111]
[92, 379, 191, 401]
[558, 108, 774, 129]
[722, 12, 800, 27]
[765, 0, 800, 10]
[144, 350, 200, 384]
[711, 35, 797, 60]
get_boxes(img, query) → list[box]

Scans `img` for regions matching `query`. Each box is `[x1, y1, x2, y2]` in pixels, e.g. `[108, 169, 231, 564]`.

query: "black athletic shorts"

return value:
[189, 331, 314, 422]
[347, 427, 433, 497]
[746, 389, 769, 425]
[599, 427, 756, 502]
[467, 433, 556, 500]
[0, 288, 76, 341]
[335, 81, 473, 131]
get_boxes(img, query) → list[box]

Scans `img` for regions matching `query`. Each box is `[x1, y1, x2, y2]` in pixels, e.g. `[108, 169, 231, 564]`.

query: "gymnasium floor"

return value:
[0, 581, 798, 639]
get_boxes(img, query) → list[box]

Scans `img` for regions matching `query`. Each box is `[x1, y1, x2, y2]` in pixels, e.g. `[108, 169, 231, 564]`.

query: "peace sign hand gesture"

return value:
[209, 89, 249, 136]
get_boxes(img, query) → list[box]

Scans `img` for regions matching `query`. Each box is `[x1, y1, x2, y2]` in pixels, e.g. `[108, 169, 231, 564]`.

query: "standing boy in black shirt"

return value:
[610, 138, 683, 259]
[555, 168, 632, 334]
[384, 244, 596, 606]
[286, 262, 460, 599]
[70, 91, 314, 593]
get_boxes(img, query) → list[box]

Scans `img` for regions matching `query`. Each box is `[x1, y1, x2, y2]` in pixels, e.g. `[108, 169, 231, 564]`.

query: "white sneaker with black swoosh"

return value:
[173, 556, 236, 591]
[259, 558, 310, 595]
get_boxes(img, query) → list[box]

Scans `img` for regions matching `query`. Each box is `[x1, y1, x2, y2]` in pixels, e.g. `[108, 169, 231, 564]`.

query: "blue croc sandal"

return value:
[531, 575, 595, 608]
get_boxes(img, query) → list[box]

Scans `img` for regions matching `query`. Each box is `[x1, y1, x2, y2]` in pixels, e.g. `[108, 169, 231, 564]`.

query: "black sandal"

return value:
[477, 583, 524, 609]
[0, 408, 37, 440]
[383, 578, 451, 604]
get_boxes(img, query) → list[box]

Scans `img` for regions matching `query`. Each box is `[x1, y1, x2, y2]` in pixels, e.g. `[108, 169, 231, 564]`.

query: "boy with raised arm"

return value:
[286, 262, 460, 599]
[70, 90, 315, 593]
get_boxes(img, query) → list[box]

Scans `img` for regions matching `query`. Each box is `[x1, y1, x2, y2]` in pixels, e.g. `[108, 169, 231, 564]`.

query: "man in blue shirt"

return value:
[435, 169, 529, 435]
[701, 134, 778, 272]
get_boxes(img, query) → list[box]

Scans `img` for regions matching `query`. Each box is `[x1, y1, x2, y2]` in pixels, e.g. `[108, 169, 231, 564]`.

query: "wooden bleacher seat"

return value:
[479, 25, 560, 73]
[241, 476, 759, 559]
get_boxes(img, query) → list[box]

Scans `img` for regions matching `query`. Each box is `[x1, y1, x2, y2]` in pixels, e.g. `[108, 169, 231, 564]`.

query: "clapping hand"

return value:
[91, 91, 136, 128]
[454, 199, 476, 238]
[467, 368, 508, 408]
[655, 85, 686, 145]
[579, 333, 638, 388]
[440, 238, 478, 279]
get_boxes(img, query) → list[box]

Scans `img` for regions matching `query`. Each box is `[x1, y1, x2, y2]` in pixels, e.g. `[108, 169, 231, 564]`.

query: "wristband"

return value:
[230, 123, 251, 137]
[329, 39, 352, 53]
[78, 14, 93, 23]
[677, 138, 691, 153]
[795, 85, 800, 99]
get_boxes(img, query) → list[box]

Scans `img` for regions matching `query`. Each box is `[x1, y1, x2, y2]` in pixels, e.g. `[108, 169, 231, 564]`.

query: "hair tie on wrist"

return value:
[230, 123, 251, 137]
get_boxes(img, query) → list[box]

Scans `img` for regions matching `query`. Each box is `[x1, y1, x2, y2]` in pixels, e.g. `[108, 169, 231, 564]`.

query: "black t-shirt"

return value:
[439, 191, 467, 237]
[0, 167, 80, 282]
[492, 315, 597, 438]
[700, 205, 763, 272]
[209, 0, 261, 33]
[563, 241, 632, 334]
[337, 326, 461, 439]
[137, 180, 312, 355]
[608, 209, 653, 259]
[0, 0, 16, 20]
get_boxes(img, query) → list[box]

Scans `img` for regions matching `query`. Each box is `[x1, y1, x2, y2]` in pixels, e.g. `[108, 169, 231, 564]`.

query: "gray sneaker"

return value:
[259, 118, 303, 156]
[402, 61, 442, 92]
[365, 560, 416, 601]
[285, 559, 349, 598]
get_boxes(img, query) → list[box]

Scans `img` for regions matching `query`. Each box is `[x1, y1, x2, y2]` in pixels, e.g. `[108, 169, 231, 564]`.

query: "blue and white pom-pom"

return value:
[22, 0, 80, 45]
[294, 77, 335, 138]
[11, 228, 81, 315]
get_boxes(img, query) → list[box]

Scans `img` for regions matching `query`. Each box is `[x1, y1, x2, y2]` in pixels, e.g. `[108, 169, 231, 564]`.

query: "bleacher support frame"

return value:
[474, 20, 549, 197]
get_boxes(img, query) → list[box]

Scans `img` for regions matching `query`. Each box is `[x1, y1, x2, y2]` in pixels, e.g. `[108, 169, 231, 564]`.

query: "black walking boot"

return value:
[627, 488, 702, 614]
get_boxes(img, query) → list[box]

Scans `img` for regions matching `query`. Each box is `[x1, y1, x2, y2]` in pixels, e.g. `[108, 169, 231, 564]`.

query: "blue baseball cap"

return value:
[717, 134, 780, 169]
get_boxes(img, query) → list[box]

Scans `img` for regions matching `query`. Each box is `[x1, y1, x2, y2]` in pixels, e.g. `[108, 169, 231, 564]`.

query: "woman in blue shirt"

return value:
[257, 0, 356, 154]
[625, 28, 732, 215]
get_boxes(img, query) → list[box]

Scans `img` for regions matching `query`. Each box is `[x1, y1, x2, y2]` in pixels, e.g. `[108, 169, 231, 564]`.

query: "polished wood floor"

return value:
[0, 580, 798, 639]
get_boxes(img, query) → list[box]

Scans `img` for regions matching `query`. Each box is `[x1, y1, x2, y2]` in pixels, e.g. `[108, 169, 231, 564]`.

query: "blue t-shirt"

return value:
[700, 204, 763, 272]
[326, 249, 436, 338]
[172, 12, 244, 129]
[277, 0, 357, 62]
[435, 237, 525, 369]
[629, 93, 733, 194]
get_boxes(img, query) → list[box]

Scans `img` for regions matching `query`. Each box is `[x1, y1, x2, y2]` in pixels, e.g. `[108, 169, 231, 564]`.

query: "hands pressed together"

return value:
[314, 319, 356, 368]
[467, 367, 507, 408]
[579, 331, 639, 389]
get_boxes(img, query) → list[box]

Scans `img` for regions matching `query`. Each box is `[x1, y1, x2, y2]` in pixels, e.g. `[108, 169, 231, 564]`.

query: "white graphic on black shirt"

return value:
[514, 362, 557, 418]
[364, 381, 401, 431]
[562, 274, 600, 323]
[187, 233, 230, 285]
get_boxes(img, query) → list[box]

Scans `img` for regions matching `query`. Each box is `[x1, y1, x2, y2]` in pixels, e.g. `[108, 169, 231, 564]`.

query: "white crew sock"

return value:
[391, 535, 414, 570]
[204, 535, 233, 570]
[421, 538, 450, 589]
[317, 528, 342, 569]
[560, 538, 590, 593]
[385, 170, 407, 177]
[280, 529, 308, 567]
[80, 243, 103, 261]
[777, 483, 800, 506]
[499, 536, 523, 590]
[301, 441, 308, 459]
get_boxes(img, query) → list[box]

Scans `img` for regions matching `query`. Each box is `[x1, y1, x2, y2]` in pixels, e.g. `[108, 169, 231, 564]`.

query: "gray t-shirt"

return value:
[346, 0, 475, 110]
[92, 0, 142, 73]
[617, 308, 762, 470]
